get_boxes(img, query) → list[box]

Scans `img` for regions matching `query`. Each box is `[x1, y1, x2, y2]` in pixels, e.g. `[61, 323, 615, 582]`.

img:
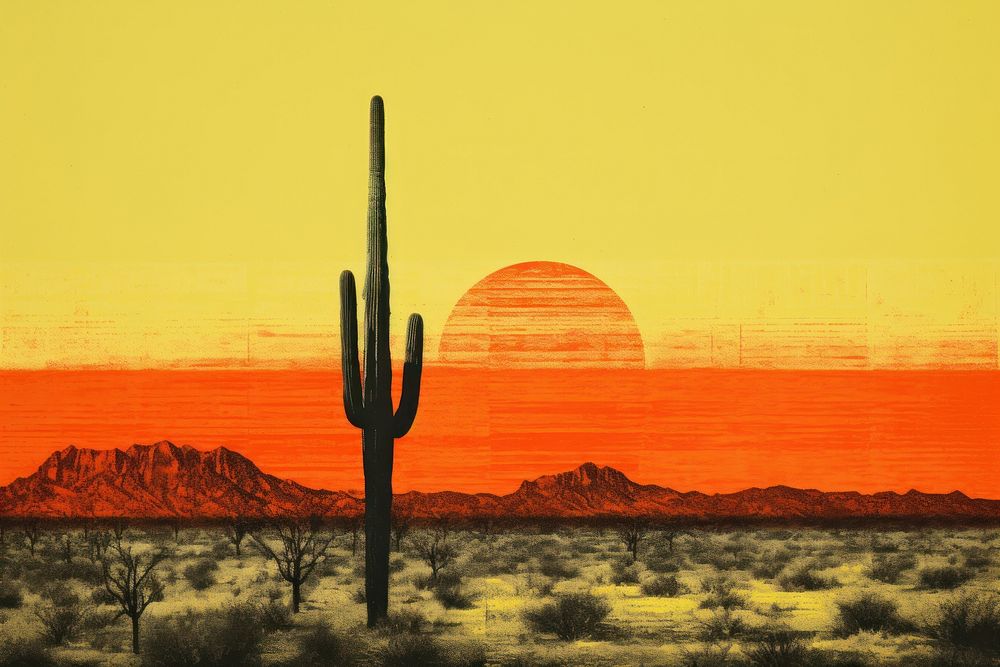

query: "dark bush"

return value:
[140, 604, 266, 667]
[928, 593, 1000, 656]
[699, 575, 747, 610]
[699, 609, 750, 642]
[433, 571, 474, 609]
[644, 550, 683, 573]
[961, 548, 992, 570]
[376, 609, 428, 635]
[183, 558, 219, 591]
[744, 627, 812, 666]
[834, 592, 913, 637]
[0, 638, 56, 667]
[0, 581, 22, 609]
[641, 574, 687, 597]
[380, 634, 448, 667]
[867, 553, 917, 584]
[524, 592, 612, 640]
[918, 566, 973, 590]
[536, 553, 578, 580]
[778, 563, 838, 591]
[287, 623, 359, 666]
[752, 548, 795, 579]
[679, 643, 738, 667]
[610, 557, 640, 585]
[252, 598, 292, 632]
[34, 582, 88, 646]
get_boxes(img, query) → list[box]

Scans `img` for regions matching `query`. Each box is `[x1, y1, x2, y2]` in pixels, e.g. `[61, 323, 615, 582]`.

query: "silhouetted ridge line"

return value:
[1, 446, 997, 519]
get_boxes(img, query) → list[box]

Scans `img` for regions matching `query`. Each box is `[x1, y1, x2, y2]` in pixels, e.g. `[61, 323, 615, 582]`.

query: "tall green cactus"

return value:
[340, 95, 424, 628]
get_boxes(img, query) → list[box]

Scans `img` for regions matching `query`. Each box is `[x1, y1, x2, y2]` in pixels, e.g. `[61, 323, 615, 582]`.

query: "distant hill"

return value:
[1, 442, 997, 520]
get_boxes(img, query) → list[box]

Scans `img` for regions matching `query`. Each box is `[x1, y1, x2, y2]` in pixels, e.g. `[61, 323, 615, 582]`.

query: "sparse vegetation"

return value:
[0, 523, 994, 665]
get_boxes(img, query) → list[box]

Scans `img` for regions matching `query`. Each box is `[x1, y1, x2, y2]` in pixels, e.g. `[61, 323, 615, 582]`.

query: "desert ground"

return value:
[0, 521, 998, 666]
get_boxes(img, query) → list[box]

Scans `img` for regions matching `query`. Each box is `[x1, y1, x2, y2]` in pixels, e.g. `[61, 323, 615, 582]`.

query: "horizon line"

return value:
[9, 441, 997, 503]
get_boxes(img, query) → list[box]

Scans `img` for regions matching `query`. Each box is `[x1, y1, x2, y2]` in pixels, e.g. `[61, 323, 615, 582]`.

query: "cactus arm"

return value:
[340, 270, 368, 428]
[392, 313, 424, 438]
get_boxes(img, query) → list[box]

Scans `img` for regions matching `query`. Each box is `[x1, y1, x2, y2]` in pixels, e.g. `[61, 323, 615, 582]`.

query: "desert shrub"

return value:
[209, 540, 231, 560]
[34, 582, 88, 646]
[0, 581, 22, 609]
[778, 563, 838, 591]
[918, 566, 973, 590]
[536, 553, 578, 579]
[928, 593, 1000, 656]
[352, 587, 366, 604]
[644, 549, 683, 573]
[287, 623, 359, 666]
[699, 574, 747, 610]
[140, 604, 266, 667]
[377, 608, 428, 635]
[752, 547, 796, 579]
[697, 542, 757, 571]
[0, 638, 56, 667]
[252, 598, 292, 632]
[524, 592, 612, 640]
[379, 634, 449, 667]
[610, 556, 641, 584]
[434, 571, 475, 609]
[926, 646, 998, 667]
[961, 547, 992, 570]
[834, 592, 913, 637]
[869, 536, 901, 553]
[182, 558, 219, 591]
[641, 574, 687, 597]
[744, 626, 812, 666]
[90, 586, 117, 606]
[867, 553, 917, 584]
[679, 643, 738, 667]
[699, 609, 751, 641]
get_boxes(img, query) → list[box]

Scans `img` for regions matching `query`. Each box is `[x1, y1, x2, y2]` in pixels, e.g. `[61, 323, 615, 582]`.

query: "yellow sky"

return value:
[1, 1, 998, 369]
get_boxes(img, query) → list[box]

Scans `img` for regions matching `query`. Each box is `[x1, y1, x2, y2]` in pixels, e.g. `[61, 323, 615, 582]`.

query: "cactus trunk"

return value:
[340, 96, 424, 628]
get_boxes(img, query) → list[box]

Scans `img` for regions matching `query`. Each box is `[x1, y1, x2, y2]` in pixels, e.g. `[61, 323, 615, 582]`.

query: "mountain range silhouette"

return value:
[1, 441, 996, 519]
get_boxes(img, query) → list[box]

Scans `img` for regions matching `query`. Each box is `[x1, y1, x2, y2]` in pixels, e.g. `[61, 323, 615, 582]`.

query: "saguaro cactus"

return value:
[340, 95, 424, 628]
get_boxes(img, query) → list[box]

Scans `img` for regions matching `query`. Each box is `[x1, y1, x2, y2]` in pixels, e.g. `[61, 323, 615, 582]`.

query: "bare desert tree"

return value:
[169, 517, 183, 543]
[59, 531, 74, 564]
[101, 541, 166, 654]
[22, 519, 41, 557]
[659, 526, 688, 553]
[411, 521, 457, 583]
[616, 518, 649, 563]
[391, 509, 411, 553]
[347, 515, 363, 556]
[250, 519, 335, 613]
[110, 518, 128, 544]
[87, 530, 112, 563]
[224, 516, 251, 558]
